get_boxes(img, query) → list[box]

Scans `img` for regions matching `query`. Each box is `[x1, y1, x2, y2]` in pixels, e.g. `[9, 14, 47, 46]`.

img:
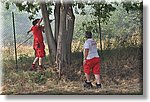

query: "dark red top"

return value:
[31, 25, 44, 49]
[31, 25, 44, 43]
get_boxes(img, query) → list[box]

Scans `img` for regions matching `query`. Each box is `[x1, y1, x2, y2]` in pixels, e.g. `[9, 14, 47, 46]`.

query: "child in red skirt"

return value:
[83, 31, 101, 88]
[27, 18, 45, 71]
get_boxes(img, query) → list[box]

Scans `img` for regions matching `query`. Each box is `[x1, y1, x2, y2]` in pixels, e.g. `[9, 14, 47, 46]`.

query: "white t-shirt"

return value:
[83, 38, 99, 60]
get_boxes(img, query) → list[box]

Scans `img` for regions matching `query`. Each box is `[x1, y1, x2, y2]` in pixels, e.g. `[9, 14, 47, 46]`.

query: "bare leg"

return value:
[94, 74, 101, 84]
[33, 57, 39, 64]
[39, 57, 42, 66]
[85, 73, 90, 82]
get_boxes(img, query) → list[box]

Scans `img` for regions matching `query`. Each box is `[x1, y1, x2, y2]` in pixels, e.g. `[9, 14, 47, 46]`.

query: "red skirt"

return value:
[33, 42, 45, 58]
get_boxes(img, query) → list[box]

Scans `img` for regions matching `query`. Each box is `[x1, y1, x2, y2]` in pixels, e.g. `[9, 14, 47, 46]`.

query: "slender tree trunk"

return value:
[140, 9, 143, 45]
[54, 2, 61, 46]
[66, 4, 75, 65]
[40, 2, 56, 64]
[98, 17, 102, 54]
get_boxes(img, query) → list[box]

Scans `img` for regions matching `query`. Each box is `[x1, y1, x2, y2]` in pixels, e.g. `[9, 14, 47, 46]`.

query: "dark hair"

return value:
[32, 19, 40, 26]
[85, 31, 92, 39]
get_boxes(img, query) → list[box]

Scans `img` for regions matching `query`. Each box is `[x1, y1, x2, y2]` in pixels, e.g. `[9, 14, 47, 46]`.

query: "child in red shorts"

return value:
[27, 18, 45, 71]
[83, 31, 101, 89]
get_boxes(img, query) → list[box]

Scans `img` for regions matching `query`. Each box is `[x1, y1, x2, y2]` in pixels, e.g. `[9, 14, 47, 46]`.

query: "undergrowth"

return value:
[1, 46, 143, 95]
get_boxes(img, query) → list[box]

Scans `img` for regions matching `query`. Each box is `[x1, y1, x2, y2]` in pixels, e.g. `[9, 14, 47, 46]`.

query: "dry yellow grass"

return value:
[1, 42, 143, 95]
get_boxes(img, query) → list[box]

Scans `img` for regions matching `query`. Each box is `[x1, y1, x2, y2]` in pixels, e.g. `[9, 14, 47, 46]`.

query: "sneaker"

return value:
[96, 83, 102, 88]
[83, 81, 93, 89]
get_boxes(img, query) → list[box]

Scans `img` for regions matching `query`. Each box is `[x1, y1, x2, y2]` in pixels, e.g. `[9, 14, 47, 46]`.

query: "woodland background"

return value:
[0, 0, 143, 95]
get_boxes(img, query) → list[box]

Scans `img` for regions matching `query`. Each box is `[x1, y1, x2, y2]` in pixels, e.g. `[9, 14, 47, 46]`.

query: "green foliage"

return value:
[74, 1, 116, 23]
[74, 2, 86, 15]
[15, 3, 25, 11]
[91, 3, 116, 23]
[73, 1, 142, 43]
[46, 2, 53, 15]
[74, 3, 142, 50]
[3, 0, 53, 20]
[5, 2, 10, 9]
[103, 4, 141, 37]
[82, 20, 98, 33]
[15, 2, 40, 20]
[18, 54, 30, 63]
[122, 1, 143, 13]
[77, 3, 85, 9]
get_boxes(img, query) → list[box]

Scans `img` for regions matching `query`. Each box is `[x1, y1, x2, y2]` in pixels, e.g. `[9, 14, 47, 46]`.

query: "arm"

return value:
[83, 41, 89, 64]
[84, 49, 89, 60]
[83, 49, 89, 65]
[27, 29, 32, 35]
[37, 18, 43, 26]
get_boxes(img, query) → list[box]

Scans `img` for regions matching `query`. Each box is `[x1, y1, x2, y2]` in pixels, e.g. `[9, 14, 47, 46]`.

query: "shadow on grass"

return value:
[2, 46, 143, 95]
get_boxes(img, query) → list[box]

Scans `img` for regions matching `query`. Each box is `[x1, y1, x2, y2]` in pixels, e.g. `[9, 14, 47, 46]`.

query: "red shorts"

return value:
[35, 49, 45, 58]
[83, 57, 101, 75]
[34, 42, 45, 58]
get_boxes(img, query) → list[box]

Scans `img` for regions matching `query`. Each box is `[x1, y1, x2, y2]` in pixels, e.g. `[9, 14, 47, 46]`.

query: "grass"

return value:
[1, 45, 143, 95]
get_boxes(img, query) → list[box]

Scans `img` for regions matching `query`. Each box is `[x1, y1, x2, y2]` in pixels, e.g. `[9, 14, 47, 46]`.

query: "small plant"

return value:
[29, 71, 47, 85]
[18, 54, 30, 63]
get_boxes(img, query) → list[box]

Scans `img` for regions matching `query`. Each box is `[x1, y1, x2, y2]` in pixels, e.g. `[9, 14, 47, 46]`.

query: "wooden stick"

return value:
[17, 35, 33, 49]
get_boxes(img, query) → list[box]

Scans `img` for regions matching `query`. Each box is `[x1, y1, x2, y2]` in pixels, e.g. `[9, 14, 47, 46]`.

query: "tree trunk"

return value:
[140, 8, 143, 45]
[56, 3, 67, 78]
[98, 18, 102, 54]
[54, 2, 61, 46]
[66, 4, 75, 65]
[40, 2, 56, 64]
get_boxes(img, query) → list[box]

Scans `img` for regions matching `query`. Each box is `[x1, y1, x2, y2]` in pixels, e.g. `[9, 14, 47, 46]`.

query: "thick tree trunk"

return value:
[40, 2, 75, 79]
[66, 4, 75, 65]
[54, 2, 61, 46]
[40, 2, 56, 64]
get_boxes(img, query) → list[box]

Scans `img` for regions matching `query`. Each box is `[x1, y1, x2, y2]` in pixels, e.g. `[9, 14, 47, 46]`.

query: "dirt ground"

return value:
[1, 47, 143, 95]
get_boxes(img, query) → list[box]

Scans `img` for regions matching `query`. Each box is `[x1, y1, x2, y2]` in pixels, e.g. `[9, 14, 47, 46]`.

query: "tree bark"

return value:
[54, 2, 61, 46]
[66, 4, 75, 65]
[56, 3, 67, 78]
[98, 17, 102, 54]
[40, 2, 56, 64]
